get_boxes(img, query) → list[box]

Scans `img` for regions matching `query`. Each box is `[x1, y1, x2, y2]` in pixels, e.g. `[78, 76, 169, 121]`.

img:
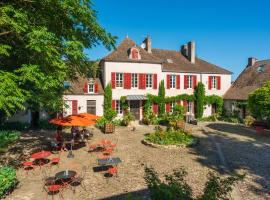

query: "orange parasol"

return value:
[49, 115, 96, 126]
[76, 113, 101, 120]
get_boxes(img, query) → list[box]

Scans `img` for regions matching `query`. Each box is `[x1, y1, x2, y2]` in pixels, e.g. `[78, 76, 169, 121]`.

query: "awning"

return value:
[126, 95, 147, 101]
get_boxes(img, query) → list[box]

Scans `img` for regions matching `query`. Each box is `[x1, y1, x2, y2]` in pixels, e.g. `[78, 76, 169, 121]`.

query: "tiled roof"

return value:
[224, 59, 270, 100]
[102, 37, 232, 74]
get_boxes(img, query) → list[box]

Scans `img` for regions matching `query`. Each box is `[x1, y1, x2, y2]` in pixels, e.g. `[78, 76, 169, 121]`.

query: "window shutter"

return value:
[94, 83, 98, 93]
[166, 74, 170, 89]
[72, 100, 78, 115]
[184, 75, 188, 89]
[84, 82, 88, 93]
[208, 76, 212, 90]
[193, 75, 197, 89]
[166, 103, 170, 113]
[176, 75, 180, 89]
[111, 72, 116, 89]
[112, 100, 116, 110]
[139, 74, 143, 89]
[124, 73, 131, 89]
[153, 104, 158, 114]
[153, 74, 157, 89]
[142, 74, 146, 89]
[217, 76, 221, 90]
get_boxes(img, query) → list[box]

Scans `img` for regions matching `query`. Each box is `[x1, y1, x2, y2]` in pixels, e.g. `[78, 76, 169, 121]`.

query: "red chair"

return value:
[106, 166, 118, 178]
[23, 161, 34, 174]
[44, 184, 64, 200]
[50, 157, 60, 167]
[103, 148, 114, 156]
[89, 144, 96, 151]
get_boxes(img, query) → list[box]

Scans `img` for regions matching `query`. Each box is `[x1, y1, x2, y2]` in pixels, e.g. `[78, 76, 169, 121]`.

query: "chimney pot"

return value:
[248, 57, 257, 67]
[188, 41, 196, 64]
[143, 36, 151, 53]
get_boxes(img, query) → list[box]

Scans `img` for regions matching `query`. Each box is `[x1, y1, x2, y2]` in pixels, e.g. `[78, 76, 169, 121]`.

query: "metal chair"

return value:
[70, 166, 87, 193]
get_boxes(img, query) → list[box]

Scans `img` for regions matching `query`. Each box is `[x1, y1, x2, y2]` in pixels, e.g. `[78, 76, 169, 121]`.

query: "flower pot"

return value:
[104, 123, 115, 134]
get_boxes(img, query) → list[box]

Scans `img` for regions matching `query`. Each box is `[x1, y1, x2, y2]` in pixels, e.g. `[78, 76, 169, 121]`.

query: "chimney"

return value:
[143, 36, 151, 53]
[187, 41, 195, 64]
[181, 44, 188, 57]
[248, 57, 257, 67]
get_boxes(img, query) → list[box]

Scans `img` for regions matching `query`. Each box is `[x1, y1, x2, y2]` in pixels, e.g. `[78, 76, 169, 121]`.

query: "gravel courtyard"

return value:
[4, 122, 270, 200]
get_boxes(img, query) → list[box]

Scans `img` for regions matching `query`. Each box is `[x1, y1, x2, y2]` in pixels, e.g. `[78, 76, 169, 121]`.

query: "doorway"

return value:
[129, 100, 140, 120]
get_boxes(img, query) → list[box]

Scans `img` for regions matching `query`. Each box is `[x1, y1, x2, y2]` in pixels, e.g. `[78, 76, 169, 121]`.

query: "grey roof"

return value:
[126, 95, 147, 100]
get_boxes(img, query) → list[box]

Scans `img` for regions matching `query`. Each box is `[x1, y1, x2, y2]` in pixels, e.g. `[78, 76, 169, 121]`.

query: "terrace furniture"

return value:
[107, 166, 118, 177]
[97, 157, 122, 166]
[55, 170, 77, 192]
[31, 151, 52, 168]
[103, 148, 114, 156]
[41, 169, 56, 186]
[70, 166, 87, 192]
[44, 183, 64, 200]
[50, 151, 61, 167]
[22, 161, 35, 175]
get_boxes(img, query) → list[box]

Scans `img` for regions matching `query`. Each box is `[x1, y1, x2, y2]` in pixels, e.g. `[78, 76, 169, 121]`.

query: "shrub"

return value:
[112, 119, 122, 126]
[194, 82, 205, 119]
[144, 166, 244, 200]
[243, 115, 255, 127]
[0, 131, 20, 152]
[199, 115, 218, 122]
[145, 129, 196, 146]
[122, 112, 135, 126]
[0, 167, 18, 198]
[0, 122, 30, 131]
[143, 101, 159, 125]
[38, 120, 57, 130]
[95, 117, 108, 128]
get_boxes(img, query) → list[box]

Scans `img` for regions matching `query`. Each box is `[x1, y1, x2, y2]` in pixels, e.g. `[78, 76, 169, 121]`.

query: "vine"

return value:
[204, 95, 223, 114]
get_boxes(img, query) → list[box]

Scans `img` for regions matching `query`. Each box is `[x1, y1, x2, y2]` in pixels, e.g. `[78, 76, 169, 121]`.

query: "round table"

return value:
[55, 170, 77, 180]
[31, 151, 52, 159]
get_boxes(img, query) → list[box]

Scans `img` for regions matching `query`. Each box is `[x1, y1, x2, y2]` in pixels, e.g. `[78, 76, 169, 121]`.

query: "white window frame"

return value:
[146, 74, 153, 88]
[116, 100, 122, 114]
[188, 75, 193, 89]
[88, 83, 94, 93]
[170, 75, 176, 89]
[132, 73, 138, 88]
[170, 102, 175, 113]
[187, 101, 193, 113]
[212, 76, 217, 89]
[116, 73, 123, 88]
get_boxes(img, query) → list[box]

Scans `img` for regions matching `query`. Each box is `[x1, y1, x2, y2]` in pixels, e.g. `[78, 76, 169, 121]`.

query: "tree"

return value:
[194, 82, 205, 118]
[158, 80, 165, 116]
[103, 83, 116, 121]
[248, 81, 270, 123]
[0, 1, 116, 121]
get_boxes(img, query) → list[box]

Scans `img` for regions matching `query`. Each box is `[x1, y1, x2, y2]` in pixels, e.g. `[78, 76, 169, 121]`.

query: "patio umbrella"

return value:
[76, 113, 101, 121]
[49, 115, 96, 126]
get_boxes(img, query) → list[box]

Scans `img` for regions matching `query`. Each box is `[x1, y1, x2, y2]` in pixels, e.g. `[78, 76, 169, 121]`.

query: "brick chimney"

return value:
[187, 41, 195, 64]
[143, 36, 151, 53]
[248, 57, 257, 67]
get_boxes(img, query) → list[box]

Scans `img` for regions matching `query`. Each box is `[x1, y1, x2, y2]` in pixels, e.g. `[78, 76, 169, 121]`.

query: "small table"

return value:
[31, 151, 52, 166]
[55, 170, 77, 180]
[97, 157, 122, 166]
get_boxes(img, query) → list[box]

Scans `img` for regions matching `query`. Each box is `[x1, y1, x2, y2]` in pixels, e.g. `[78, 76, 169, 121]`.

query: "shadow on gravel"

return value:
[192, 123, 270, 199]
[100, 188, 149, 200]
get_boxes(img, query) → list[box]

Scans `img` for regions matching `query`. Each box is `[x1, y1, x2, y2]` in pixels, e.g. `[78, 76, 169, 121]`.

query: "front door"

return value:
[129, 100, 140, 120]
[87, 100, 96, 115]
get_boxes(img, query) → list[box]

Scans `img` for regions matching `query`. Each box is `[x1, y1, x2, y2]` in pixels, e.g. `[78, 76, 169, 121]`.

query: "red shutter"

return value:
[124, 73, 131, 89]
[217, 76, 221, 90]
[166, 103, 170, 113]
[153, 104, 158, 114]
[153, 74, 157, 89]
[139, 74, 146, 89]
[94, 83, 98, 93]
[72, 100, 78, 115]
[184, 75, 188, 89]
[112, 100, 116, 110]
[111, 72, 116, 89]
[193, 75, 197, 89]
[84, 82, 88, 93]
[208, 76, 212, 90]
[176, 75, 180, 89]
[166, 74, 170, 89]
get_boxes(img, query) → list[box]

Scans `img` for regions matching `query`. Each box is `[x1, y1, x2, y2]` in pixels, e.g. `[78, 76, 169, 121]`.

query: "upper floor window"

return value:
[88, 84, 94, 93]
[212, 76, 217, 89]
[170, 75, 176, 88]
[187, 75, 193, 88]
[131, 49, 138, 59]
[116, 100, 122, 114]
[116, 73, 123, 87]
[132, 73, 138, 88]
[146, 74, 153, 88]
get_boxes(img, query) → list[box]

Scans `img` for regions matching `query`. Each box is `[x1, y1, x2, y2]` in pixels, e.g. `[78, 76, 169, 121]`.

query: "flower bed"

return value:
[0, 131, 20, 153]
[144, 129, 198, 147]
[0, 167, 18, 198]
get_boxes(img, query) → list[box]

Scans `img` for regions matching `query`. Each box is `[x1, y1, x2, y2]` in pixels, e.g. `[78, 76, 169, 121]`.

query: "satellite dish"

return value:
[141, 43, 146, 49]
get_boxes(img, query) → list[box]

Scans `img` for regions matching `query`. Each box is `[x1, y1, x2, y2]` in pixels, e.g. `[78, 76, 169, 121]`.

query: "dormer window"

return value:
[129, 47, 141, 60]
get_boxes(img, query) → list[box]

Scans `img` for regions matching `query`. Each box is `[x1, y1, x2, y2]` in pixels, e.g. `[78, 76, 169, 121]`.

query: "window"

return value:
[116, 100, 122, 114]
[132, 73, 138, 88]
[170, 75, 176, 88]
[116, 73, 123, 87]
[257, 64, 265, 72]
[170, 102, 175, 113]
[131, 49, 139, 59]
[146, 74, 153, 88]
[88, 84, 94, 93]
[87, 100, 96, 114]
[188, 75, 193, 88]
[64, 81, 71, 89]
[212, 76, 217, 89]
[187, 101, 193, 112]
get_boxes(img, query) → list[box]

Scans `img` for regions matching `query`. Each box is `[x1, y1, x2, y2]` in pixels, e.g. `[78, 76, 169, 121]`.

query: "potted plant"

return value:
[122, 111, 135, 126]
[103, 108, 117, 134]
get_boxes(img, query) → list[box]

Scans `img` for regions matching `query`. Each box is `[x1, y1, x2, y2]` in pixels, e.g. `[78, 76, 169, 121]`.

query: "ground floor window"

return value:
[87, 100, 96, 115]
[187, 101, 193, 113]
[116, 100, 122, 114]
[170, 102, 175, 113]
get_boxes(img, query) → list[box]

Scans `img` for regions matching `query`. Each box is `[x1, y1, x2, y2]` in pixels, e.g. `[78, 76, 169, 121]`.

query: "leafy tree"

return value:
[103, 83, 116, 121]
[194, 82, 205, 118]
[158, 80, 165, 116]
[248, 81, 270, 123]
[0, 1, 116, 121]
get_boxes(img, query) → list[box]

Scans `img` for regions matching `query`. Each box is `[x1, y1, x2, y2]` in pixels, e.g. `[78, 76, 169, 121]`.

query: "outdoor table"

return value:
[31, 151, 52, 166]
[55, 170, 77, 180]
[97, 157, 122, 166]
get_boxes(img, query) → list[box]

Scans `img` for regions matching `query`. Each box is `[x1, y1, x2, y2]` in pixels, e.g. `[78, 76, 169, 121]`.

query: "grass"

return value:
[145, 129, 197, 146]
[0, 131, 20, 153]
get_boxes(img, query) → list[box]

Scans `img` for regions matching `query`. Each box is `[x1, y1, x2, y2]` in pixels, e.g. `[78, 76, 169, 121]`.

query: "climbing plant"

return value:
[158, 80, 165, 116]
[194, 82, 205, 118]
[205, 95, 223, 114]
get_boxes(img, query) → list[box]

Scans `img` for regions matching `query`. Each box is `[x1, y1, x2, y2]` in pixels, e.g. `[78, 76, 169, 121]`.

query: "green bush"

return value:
[243, 115, 255, 127]
[144, 166, 244, 200]
[38, 120, 57, 130]
[145, 129, 196, 146]
[122, 112, 135, 126]
[199, 115, 217, 122]
[95, 117, 108, 128]
[112, 119, 123, 126]
[0, 167, 18, 198]
[0, 122, 30, 131]
[219, 115, 241, 124]
[0, 131, 20, 152]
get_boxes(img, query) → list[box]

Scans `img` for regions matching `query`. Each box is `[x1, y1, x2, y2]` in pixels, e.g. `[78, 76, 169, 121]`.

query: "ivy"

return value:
[194, 82, 205, 118]
[205, 95, 223, 114]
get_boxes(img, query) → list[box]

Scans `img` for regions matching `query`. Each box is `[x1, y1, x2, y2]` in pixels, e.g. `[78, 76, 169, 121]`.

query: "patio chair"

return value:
[70, 166, 87, 193]
[105, 166, 118, 182]
[22, 161, 35, 175]
[41, 168, 56, 186]
[103, 148, 114, 156]
[43, 183, 64, 200]
[50, 151, 61, 167]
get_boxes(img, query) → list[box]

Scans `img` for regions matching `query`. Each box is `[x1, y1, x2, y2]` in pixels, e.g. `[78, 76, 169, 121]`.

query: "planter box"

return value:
[104, 123, 115, 134]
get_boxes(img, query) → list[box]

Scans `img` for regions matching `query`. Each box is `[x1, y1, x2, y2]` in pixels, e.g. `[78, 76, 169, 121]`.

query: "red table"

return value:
[31, 151, 52, 167]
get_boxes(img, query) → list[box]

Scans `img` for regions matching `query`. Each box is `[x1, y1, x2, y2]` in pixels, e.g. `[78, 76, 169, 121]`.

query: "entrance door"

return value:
[87, 100, 96, 115]
[129, 100, 140, 120]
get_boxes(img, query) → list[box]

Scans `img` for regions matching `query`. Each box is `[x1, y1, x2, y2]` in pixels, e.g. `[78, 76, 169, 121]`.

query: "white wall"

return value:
[63, 95, 104, 116]
[202, 74, 231, 96]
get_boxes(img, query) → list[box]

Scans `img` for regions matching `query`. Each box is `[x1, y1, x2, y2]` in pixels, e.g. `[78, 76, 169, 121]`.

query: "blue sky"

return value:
[86, 0, 270, 80]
